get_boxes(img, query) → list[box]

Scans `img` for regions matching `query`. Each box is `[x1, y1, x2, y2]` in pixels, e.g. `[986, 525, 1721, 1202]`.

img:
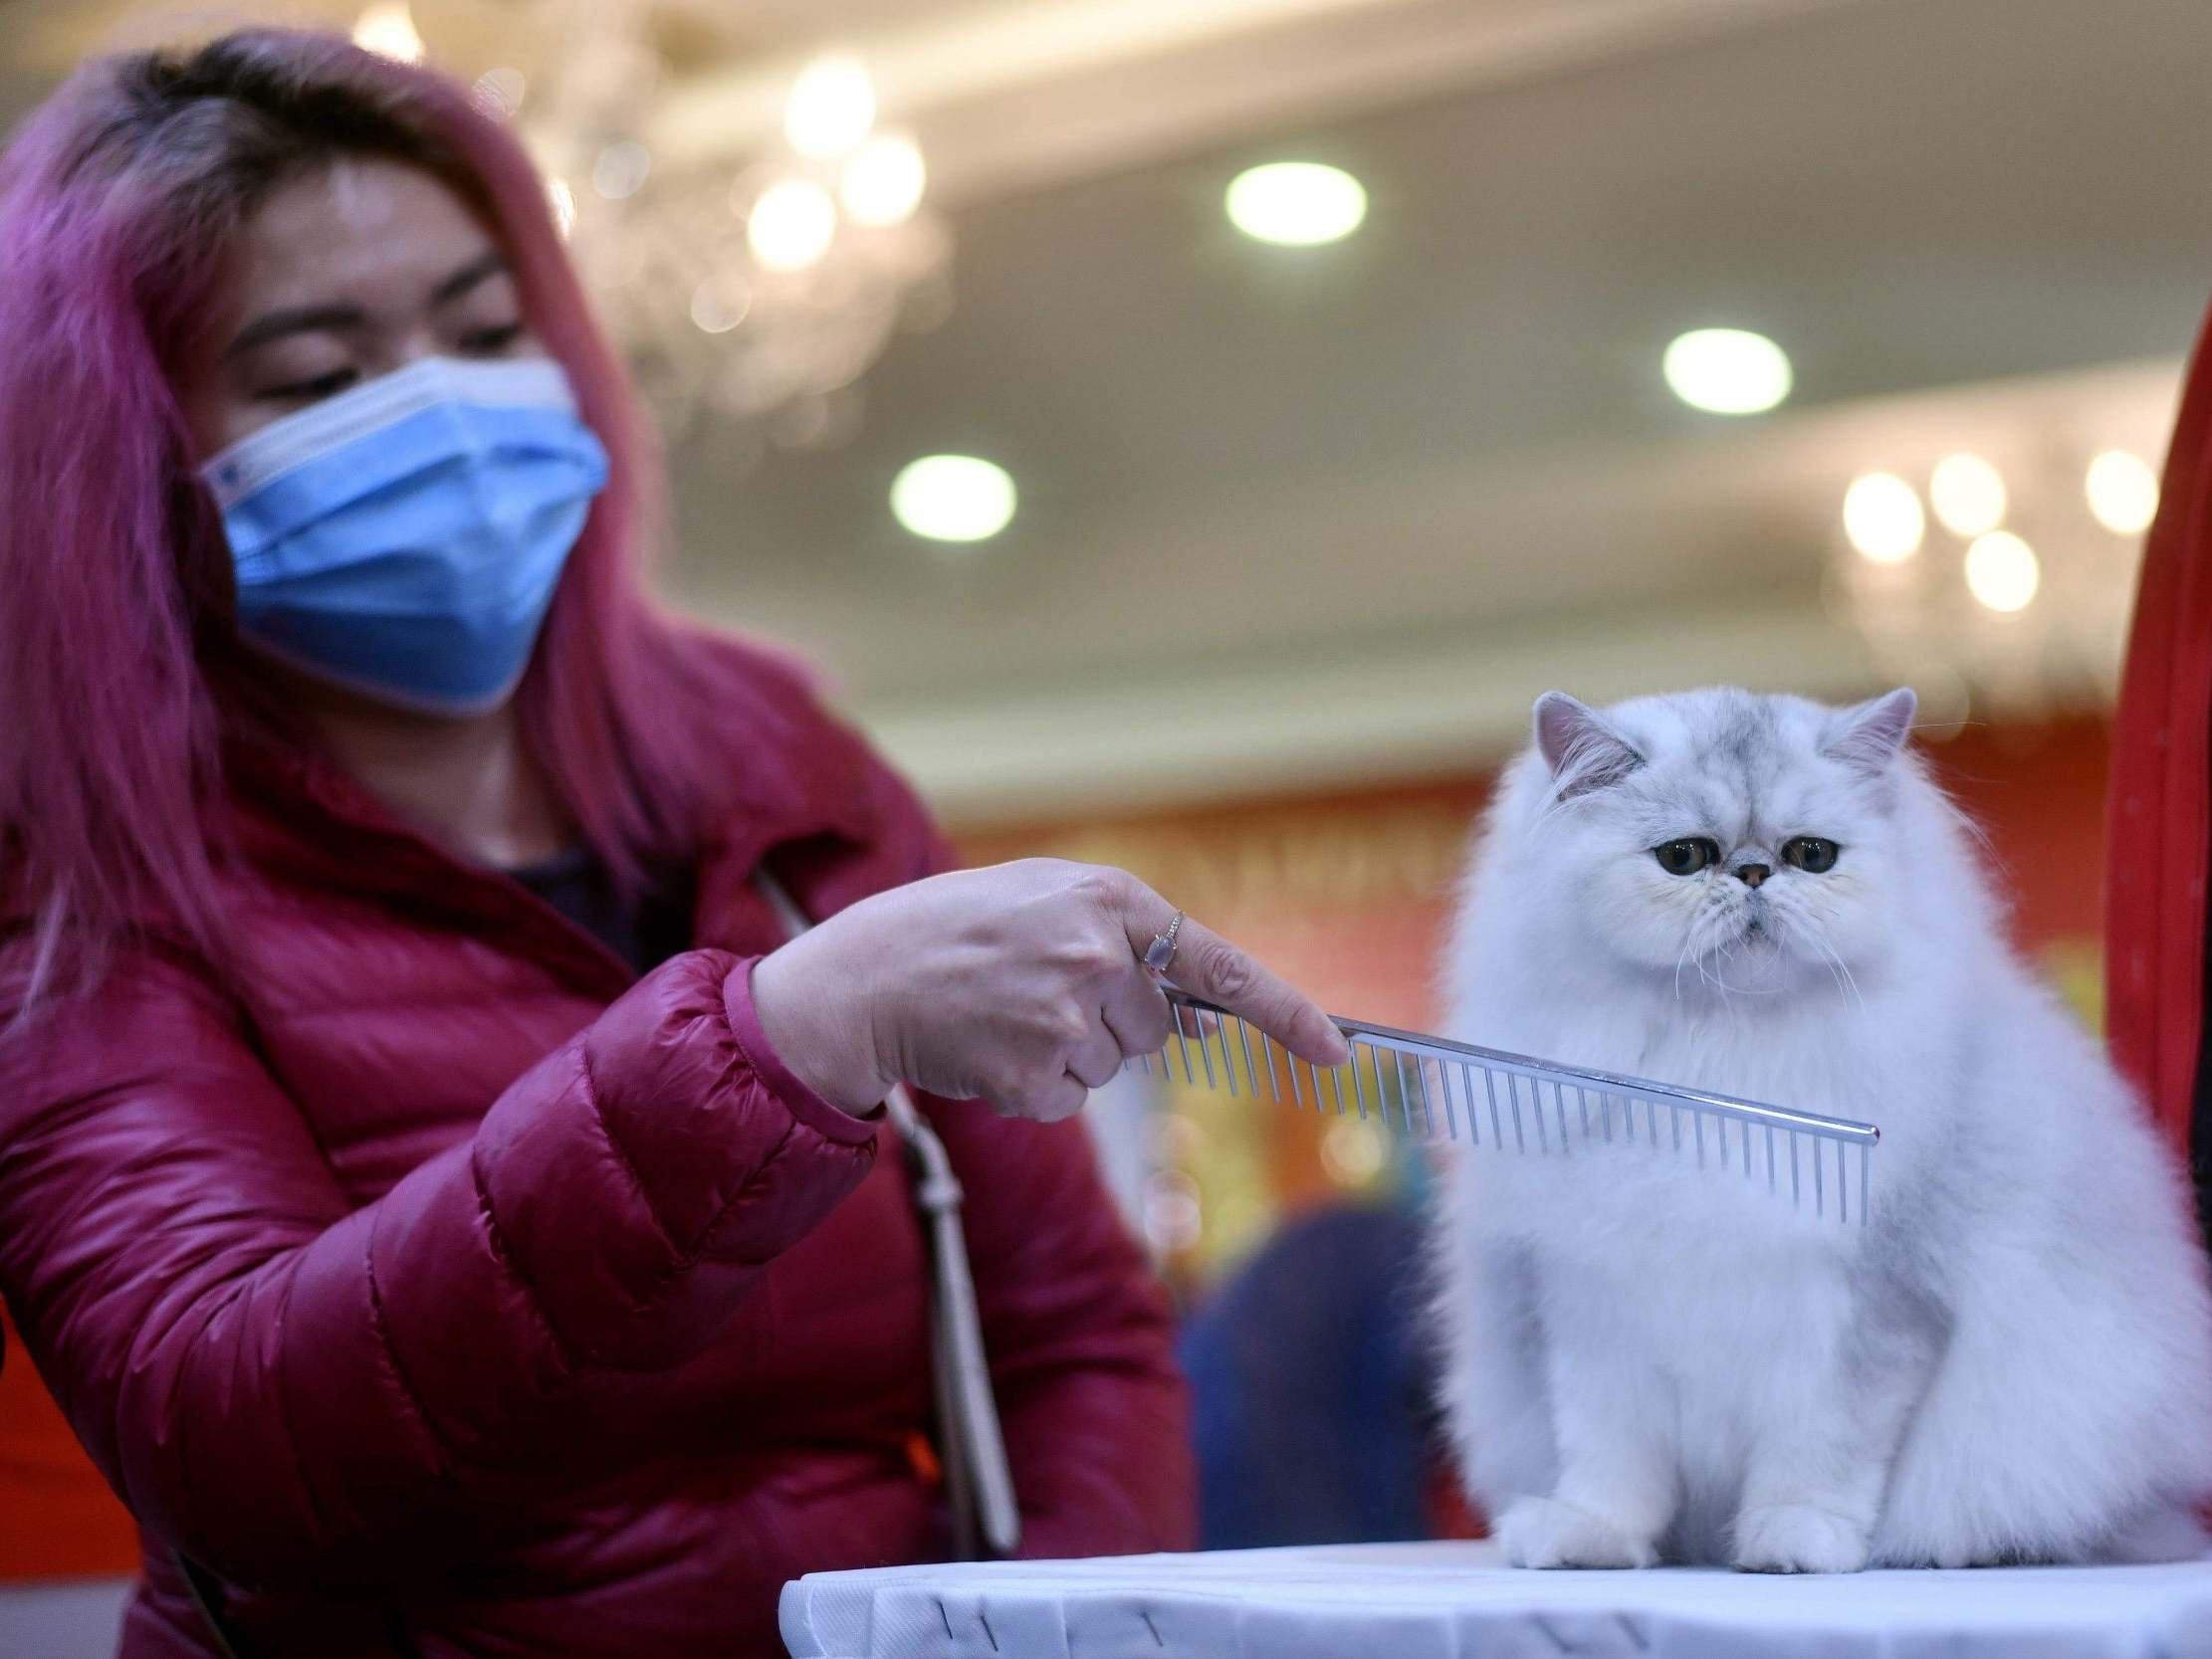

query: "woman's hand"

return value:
[749, 859, 1350, 1121]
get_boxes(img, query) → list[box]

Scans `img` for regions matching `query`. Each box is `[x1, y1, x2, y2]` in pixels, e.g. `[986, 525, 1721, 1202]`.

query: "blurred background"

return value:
[2, 0, 2206, 1627]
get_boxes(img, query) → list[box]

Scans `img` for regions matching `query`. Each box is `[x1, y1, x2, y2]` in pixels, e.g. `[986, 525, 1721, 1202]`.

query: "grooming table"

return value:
[780, 1540, 2212, 1658]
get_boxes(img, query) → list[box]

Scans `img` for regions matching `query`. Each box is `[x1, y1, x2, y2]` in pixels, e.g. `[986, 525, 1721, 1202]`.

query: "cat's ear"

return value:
[1826, 688, 1918, 775]
[1533, 692, 1643, 800]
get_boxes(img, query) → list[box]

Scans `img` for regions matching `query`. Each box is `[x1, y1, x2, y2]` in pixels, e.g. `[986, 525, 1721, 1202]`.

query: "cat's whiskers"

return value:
[1679, 902, 1783, 1003]
[1698, 932, 1738, 1007]
[1679, 909, 1738, 1003]
[1814, 939, 1854, 1010]
[1808, 926, 1867, 1018]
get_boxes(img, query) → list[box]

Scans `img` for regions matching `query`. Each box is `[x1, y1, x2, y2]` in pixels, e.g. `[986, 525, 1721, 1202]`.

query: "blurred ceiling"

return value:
[7, 0, 2208, 822]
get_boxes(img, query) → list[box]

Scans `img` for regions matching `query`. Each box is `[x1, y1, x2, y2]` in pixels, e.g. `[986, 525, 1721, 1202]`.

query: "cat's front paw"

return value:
[1732, 1504, 1871, 1574]
[1496, 1496, 1658, 1569]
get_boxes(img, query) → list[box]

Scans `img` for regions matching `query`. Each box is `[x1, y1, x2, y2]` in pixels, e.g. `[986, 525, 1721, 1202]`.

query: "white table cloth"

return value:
[780, 1541, 2212, 1658]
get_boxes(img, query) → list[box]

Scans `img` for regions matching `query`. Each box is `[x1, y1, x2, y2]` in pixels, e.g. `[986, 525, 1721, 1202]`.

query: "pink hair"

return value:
[0, 30, 738, 1007]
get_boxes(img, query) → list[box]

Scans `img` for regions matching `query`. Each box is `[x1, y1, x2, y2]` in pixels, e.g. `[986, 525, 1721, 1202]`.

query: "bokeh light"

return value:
[351, 1, 424, 64]
[2086, 450, 2159, 535]
[749, 178, 838, 272]
[1661, 328, 1792, 415]
[1964, 529, 2040, 613]
[891, 455, 1018, 542]
[1843, 472, 1925, 564]
[785, 55, 877, 160]
[842, 133, 927, 227]
[1929, 453, 2008, 537]
[1224, 162, 1368, 247]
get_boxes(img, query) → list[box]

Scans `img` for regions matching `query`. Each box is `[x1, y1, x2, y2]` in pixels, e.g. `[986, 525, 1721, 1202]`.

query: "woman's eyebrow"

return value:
[223, 252, 507, 360]
[430, 249, 507, 307]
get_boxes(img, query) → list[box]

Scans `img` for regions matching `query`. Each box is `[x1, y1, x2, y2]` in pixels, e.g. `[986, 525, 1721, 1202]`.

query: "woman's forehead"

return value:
[229, 157, 495, 319]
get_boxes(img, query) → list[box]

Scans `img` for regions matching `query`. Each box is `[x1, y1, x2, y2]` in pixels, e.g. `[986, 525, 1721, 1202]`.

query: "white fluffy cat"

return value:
[1434, 685, 2212, 1572]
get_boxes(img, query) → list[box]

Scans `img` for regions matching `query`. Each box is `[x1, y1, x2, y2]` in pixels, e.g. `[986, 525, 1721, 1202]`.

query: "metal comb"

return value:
[1128, 987, 1880, 1225]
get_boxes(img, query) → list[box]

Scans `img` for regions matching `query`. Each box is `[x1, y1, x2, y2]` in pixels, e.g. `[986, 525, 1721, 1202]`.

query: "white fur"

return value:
[1434, 686, 2212, 1571]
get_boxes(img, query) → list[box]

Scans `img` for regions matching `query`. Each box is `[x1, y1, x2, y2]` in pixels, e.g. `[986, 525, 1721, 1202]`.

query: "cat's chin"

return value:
[1638, 936, 1840, 999]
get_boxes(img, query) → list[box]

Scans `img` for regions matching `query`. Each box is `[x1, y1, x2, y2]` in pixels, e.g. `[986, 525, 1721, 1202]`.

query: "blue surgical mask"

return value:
[199, 355, 610, 716]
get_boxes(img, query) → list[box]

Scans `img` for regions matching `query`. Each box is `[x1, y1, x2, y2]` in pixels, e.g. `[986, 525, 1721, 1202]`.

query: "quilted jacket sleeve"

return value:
[0, 942, 876, 1588]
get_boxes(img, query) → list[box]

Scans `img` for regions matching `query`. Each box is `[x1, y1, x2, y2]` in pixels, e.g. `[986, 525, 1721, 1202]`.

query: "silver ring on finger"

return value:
[1143, 910, 1185, 978]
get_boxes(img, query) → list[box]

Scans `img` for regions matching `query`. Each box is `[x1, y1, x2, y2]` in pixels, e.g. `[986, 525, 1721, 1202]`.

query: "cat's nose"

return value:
[1735, 863, 1771, 889]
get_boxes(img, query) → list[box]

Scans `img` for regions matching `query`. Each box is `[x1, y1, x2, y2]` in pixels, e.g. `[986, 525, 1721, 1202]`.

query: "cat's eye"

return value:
[1653, 838, 1720, 876]
[1784, 836, 1840, 873]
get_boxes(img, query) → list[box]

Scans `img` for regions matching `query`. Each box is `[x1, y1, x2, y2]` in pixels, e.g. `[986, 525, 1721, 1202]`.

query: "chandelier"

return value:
[356, 0, 952, 441]
[1827, 434, 2161, 727]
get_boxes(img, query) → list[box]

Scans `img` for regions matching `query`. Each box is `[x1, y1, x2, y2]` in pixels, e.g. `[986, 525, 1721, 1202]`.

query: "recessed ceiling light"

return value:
[1224, 162, 1367, 247]
[1964, 530, 2039, 613]
[1661, 328, 1792, 415]
[1929, 454, 2007, 538]
[2086, 450, 2159, 535]
[891, 455, 1016, 543]
[1843, 473, 1925, 564]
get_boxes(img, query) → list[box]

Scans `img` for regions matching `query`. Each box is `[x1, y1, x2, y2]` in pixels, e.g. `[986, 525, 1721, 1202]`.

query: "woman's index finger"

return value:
[1144, 913, 1349, 1069]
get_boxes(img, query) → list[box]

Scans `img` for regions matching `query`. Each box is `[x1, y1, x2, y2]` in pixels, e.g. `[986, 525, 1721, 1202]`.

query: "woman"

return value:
[0, 31, 1347, 1657]
[2108, 289, 2212, 1259]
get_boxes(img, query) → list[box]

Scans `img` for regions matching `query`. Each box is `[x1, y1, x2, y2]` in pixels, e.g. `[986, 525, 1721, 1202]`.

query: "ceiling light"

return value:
[1929, 453, 2007, 537]
[351, 1, 424, 64]
[891, 455, 1016, 543]
[748, 178, 837, 272]
[1843, 473, 1925, 564]
[1224, 162, 1367, 247]
[1660, 328, 1792, 415]
[1964, 530, 2039, 613]
[785, 55, 876, 160]
[2086, 450, 2159, 535]
[841, 133, 926, 227]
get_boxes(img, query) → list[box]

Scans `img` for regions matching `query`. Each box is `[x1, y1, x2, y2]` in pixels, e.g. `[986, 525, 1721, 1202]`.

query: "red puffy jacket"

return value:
[0, 642, 1194, 1657]
[2109, 289, 2212, 1173]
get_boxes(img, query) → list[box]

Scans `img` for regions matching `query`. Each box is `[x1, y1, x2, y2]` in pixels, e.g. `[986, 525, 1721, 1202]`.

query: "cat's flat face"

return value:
[1521, 688, 1915, 996]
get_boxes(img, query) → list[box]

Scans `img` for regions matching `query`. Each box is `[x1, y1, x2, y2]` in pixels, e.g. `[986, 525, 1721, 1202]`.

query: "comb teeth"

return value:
[1127, 989, 1880, 1226]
